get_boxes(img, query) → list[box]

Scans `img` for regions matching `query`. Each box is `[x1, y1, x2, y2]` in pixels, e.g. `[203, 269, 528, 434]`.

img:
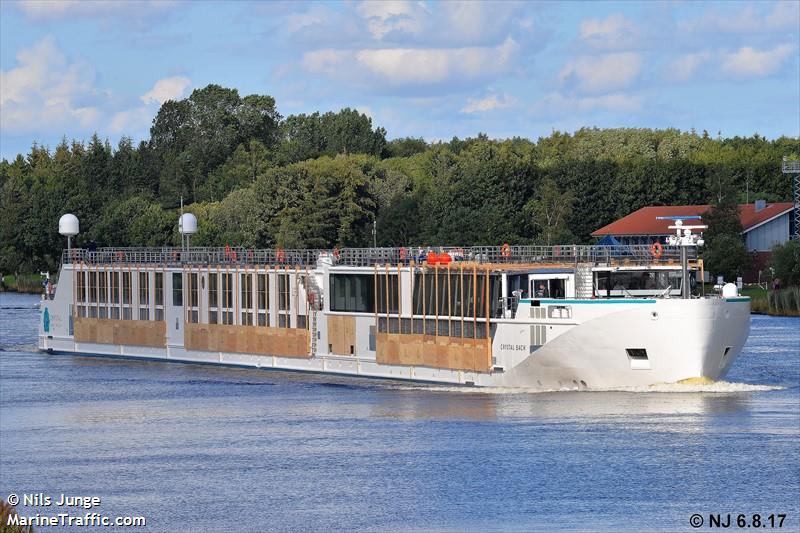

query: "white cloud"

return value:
[579, 14, 638, 49]
[15, 0, 177, 21]
[0, 37, 101, 133]
[721, 44, 795, 78]
[534, 92, 645, 115]
[140, 76, 191, 105]
[460, 93, 515, 114]
[109, 107, 152, 134]
[303, 38, 519, 88]
[679, 3, 800, 35]
[558, 52, 643, 93]
[356, 1, 426, 40]
[666, 51, 713, 82]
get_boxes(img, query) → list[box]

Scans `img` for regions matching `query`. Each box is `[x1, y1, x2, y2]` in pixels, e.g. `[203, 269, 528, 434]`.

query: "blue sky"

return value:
[1, 0, 798, 160]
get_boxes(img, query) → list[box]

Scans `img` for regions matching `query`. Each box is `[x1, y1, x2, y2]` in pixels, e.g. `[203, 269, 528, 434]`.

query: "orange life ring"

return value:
[650, 241, 663, 259]
[399, 247, 407, 261]
[276, 248, 286, 263]
[501, 243, 511, 258]
[332, 247, 340, 261]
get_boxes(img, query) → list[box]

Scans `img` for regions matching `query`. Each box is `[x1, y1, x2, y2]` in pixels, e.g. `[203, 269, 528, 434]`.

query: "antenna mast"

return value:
[782, 156, 800, 240]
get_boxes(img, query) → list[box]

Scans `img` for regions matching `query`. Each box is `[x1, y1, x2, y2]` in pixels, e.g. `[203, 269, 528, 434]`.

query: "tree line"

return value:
[1, 83, 798, 275]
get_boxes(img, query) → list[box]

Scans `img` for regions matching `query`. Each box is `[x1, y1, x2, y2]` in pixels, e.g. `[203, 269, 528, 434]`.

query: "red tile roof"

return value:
[591, 202, 794, 236]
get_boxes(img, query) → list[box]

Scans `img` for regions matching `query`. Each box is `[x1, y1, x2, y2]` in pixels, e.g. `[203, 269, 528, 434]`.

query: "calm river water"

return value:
[1, 292, 798, 532]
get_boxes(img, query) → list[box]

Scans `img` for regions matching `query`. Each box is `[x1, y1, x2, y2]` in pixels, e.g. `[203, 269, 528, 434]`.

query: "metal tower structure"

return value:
[782, 156, 800, 240]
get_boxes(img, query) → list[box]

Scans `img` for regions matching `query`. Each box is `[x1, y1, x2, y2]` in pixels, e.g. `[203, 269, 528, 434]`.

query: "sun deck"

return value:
[60, 244, 695, 269]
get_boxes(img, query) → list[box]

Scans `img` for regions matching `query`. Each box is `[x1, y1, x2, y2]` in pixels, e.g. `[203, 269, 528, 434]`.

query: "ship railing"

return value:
[61, 244, 694, 268]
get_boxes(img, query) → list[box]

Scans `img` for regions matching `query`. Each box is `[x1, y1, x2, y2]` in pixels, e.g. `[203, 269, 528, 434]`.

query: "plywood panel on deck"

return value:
[327, 315, 356, 355]
[376, 332, 490, 373]
[184, 323, 310, 358]
[74, 317, 166, 348]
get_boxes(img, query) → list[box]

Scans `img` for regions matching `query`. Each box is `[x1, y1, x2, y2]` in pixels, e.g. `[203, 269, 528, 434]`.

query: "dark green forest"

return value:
[1, 84, 798, 274]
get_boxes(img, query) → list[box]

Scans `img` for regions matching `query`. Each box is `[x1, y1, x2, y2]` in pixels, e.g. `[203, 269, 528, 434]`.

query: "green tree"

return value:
[524, 178, 576, 245]
[770, 240, 800, 286]
[703, 191, 751, 282]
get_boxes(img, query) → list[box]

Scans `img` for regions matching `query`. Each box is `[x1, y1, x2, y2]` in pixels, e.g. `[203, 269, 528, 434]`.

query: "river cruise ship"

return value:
[37, 217, 750, 389]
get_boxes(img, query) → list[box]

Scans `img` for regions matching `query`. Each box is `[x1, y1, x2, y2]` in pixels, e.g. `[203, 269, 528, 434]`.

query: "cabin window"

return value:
[89, 272, 97, 303]
[139, 272, 149, 305]
[122, 272, 131, 305]
[241, 273, 253, 326]
[257, 273, 268, 326]
[330, 274, 374, 313]
[110, 272, 119, 304]
[278, 274, 290, 311]
[189, 273, 199, 308]
[172, 273, 183, 307]
[154, 272, 164, 306]
[77, 271, 86, 303]
[412, 271, 500, 318]
[209, 273, 218, 308]
[139, 308, 149, 320]
[220, 273, 233, 325]
[375, 274, 399, 314]
[98, 272, 107, 303]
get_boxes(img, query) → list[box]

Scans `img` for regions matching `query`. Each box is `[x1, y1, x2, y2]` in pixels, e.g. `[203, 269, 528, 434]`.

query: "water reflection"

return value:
[371, 386, 753, 425]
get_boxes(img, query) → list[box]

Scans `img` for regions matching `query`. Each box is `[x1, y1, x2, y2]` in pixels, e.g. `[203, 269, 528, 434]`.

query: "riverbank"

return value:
[742, 285, 800, 317]
[0, 274, 44, 294]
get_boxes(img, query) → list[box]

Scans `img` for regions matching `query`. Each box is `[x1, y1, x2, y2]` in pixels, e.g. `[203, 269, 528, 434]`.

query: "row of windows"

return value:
[330, 271, 502, 318]
[76, 271, 164, 307]
[376, 317, 494, 339]
[76, 305, 165, 321]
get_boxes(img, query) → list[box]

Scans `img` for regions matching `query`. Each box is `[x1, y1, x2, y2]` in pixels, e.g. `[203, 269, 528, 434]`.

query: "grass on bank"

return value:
[0, 273, 47, 293]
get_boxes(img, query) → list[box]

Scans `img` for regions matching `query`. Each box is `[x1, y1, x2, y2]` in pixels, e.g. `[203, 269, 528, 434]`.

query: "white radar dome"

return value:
[179, 213, 198, 235]
[721, 283, 738, 298]
[59, 214, 80, 236]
